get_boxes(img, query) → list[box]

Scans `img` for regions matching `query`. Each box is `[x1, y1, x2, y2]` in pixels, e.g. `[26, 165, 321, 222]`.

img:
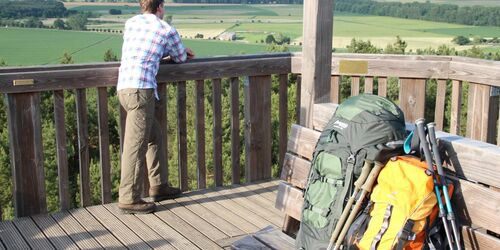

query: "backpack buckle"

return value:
[347, 154, 356, 164]
[398, 220, 416, 241]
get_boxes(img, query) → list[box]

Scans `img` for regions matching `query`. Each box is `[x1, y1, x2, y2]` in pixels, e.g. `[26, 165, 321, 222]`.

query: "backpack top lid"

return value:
[328, 94, 407, 158]
[334, 93, 405, 124]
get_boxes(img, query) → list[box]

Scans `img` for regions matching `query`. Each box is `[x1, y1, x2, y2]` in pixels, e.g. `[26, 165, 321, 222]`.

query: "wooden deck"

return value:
[0, 180, 284, 250]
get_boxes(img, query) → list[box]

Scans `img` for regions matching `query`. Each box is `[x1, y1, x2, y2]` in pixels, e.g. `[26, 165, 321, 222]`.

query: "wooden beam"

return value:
[300, 0, 334, 127]
[450, 80, 463, 135]
[351, 76, 360, 97]
[364, 76, 374, 94]
[275, 182, 303, 221]
[212, 79, 223, 187]
[75, 89, 91, 207]
[177, 81, 188, 191]
[97, 87, 112, 204]
[399, 78, 426, 123]
[230, 77, 241, 184]
[53, 90, 69, 210]
[280, 153, 311, 189]
[330, 76, 340, 104]
[244, 76, 272, 182]
[6, 92, 47, 217]
[279, 74, 288, 169]
[312, 103, 338, 131]
[287, 124, 321, 160]
[195, 80, 206, 189]
[377, 77, 388, 97]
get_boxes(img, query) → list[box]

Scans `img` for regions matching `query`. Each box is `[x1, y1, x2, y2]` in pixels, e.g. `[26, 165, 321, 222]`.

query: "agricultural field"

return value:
[2, 4, 500, 66]
[374, 0, 500, 7]
[0, 27, 284, 66]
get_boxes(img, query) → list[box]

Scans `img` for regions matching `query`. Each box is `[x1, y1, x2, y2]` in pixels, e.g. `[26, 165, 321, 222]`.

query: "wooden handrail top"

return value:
[0, 53, 293, 93]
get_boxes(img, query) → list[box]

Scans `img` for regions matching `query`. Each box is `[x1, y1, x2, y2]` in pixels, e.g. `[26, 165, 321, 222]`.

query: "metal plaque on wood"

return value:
[339, 60, 368, 75]
[13, 79, 34, 86]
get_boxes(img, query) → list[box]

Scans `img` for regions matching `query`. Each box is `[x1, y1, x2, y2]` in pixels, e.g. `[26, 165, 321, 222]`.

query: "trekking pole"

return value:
[427, 123, 462, 250]
[327, 160, 373, 250]
[330, 161, 385, 250]
[415, 119, 454, 250]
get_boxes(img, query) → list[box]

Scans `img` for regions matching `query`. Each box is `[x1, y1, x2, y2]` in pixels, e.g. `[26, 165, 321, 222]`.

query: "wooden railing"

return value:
[293, 54, 500, 144]
[0, 53, 293, 218]
[1, 53, 499, 220]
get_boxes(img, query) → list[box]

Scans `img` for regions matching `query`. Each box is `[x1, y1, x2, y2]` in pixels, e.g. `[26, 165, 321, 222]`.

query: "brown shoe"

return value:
[118, 200, 156, 214]
[150, 184, 182, 202]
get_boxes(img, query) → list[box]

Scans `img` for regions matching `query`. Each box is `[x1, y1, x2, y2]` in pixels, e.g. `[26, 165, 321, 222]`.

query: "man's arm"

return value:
[164, 28, 194, 63]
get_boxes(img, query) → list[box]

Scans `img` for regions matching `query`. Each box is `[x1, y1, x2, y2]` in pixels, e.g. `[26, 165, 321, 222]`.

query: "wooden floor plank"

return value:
[104, 204, 176, 250]
[198, 189, 271, 229]
[12, 217, 55, 249]
[232, 185, 284, 218]
[159, 199, 227, 241]
[31, 214, 79, 250]
[231, 235, 271, 250]
[214, 187, 283, 227]
[0, 239, 5, 250]
[0, 220, 30, 249]
[51, 211, 103, 249]
[86, 205, 151, 250]
[254, 227, 295, 250]
[175, 195, 245, 237]
[254, 180, 280, 194]
[69, 208, 126, 249]
[184, 191, 260, 234]
[154, 201, 222, 250]
[241, 182, 278, 203]
[136, 212, 199, 250]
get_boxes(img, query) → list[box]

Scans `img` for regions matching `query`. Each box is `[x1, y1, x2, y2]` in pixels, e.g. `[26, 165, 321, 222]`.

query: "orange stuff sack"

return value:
[346, 156, 445, 250]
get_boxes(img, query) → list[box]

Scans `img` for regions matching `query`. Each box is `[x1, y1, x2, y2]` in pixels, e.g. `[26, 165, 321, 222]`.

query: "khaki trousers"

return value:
[118, 88, 167, 204]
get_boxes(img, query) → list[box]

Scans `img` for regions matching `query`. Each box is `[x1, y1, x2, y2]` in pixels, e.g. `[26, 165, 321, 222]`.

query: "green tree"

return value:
[452, 35, 470, 45]
[0, 58, 6, 67]
[265, 34, 276, 44]
[346, 38, 382, 54]
[60, 52, 74, 64]
[266, 44, 289, 52]
[66, 14, 88, 30]
[53, 18, 65, 30]
[103, 49, 118, 62]
[384, 36, 407, 54]
[164, 14, 173, 25]
[274, 33, 290, 45]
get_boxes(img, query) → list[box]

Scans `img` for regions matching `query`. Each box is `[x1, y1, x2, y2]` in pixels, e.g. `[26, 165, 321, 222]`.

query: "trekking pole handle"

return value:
[361, 161, 384, 193]
[415, 118, 434, 174]
[427, 123, 445, 177]
[354, 160, 373, 189]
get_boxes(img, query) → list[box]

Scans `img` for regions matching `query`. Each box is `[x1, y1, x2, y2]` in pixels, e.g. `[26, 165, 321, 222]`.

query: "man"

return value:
[117, 0, 194, 214]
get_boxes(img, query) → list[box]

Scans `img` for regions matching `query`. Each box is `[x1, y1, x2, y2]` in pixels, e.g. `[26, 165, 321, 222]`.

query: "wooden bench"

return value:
[273, 103, 500, 249]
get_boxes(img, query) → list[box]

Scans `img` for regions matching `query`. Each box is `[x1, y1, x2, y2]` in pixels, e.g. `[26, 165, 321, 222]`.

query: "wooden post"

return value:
[6, 93, 47, 217]
[279, 74, 288, 170]
[330, 76, 340, 104]
[195, 80, 206, 189]
[177, 81, 188, 191]
[53, 90, 70, 210]
[434, 79, 447, 131]
[212, 79, 223, 187]
[244, 76, 272, 182]
[75, 89, 91, 207]
[97, 87, 112, 204]
[466, 83, 499, 144]
[450, 80, 462, 135]
[300, 0, 334, 128]
[230, 77, 241, 184]
[399, 78, 426, 123]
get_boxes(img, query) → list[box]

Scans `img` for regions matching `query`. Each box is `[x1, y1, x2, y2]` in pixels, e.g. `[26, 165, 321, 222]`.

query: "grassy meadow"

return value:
[2, 4, 500, 66]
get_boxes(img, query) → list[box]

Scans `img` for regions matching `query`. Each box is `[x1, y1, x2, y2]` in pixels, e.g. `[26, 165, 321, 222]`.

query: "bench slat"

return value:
[275, 182, 304, 221]
[280, 153, 311, 189]
[462, 226, 500, 250]
[313, 103, 338, 131]
[455, 179, 500, 233]
[288, 124, 321, 160]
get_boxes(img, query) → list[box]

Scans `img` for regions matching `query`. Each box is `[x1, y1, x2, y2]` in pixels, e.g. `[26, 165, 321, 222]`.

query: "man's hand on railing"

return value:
[186, 48, 195, 60]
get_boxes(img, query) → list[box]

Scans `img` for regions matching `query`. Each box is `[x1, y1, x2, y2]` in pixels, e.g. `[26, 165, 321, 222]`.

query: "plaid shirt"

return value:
[117, 13, 187, 96]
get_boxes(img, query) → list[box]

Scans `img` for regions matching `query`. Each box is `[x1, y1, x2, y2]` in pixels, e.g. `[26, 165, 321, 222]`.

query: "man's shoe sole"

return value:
[151, 193, 181, 202]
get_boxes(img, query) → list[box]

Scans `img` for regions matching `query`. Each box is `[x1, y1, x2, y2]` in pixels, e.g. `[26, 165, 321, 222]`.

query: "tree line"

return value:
[172, 0, 303, 4]
[335, 0, 500, 27]
[0, 0, 72, 19]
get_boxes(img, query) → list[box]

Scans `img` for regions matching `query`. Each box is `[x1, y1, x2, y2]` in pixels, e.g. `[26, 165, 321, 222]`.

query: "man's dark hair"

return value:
[140, 0, 164, 14]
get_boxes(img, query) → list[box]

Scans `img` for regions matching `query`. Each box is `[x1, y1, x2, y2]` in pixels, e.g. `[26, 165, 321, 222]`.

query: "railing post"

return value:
[244, 76, 272, 182]
[6, 92, 47, 217]
[300, 0, 334, 128]
[399, 78, 426, 122]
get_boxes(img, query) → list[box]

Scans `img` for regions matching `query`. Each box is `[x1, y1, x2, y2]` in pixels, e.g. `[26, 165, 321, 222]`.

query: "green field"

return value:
[2, 4, 500, 66]
[375, 0, 500, 6]
[0, 28, 293, 66]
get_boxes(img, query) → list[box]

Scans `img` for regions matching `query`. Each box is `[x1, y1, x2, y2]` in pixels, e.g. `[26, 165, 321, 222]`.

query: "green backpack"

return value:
[296, 94, 407, 250]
